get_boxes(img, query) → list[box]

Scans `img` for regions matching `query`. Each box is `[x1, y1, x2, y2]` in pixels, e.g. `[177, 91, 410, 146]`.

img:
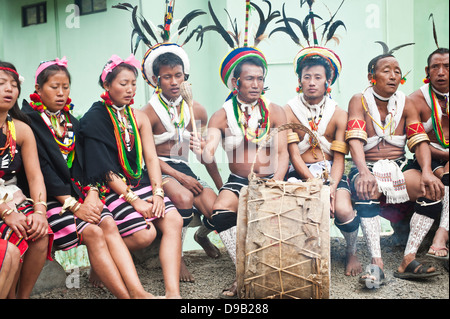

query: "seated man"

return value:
[346, 52, 444, 286]
[284, 47, 361, 276]
[141, 48, 223, 282]
[409, 47, 449, 260]
[193, 49, 289, 297]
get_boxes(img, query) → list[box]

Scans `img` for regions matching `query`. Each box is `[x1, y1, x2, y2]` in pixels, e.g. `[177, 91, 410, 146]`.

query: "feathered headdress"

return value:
[197, 0, 280, 97]
[113, 1, 206, 88]
[270, 0, 346, 85]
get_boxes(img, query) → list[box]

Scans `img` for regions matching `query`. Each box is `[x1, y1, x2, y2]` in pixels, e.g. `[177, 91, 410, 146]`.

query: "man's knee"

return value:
[211, 210, 237, 233]
[415, 197, 442, 219]
[354, 200, 380, 218]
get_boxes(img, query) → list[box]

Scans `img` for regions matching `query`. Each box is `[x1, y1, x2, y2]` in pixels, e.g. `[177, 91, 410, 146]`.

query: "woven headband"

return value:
[219, 47, 268, 91]
[141, 43, 190, 88]
[294, 47, 342, 85]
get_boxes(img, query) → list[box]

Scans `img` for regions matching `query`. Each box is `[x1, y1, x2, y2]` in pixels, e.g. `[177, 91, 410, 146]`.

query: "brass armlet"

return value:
[331, 140, 350, 155]
[345, 130, 368, 145]
[61, 197, 78, 215]
[407, 133, 430, 153]
[287, 132, 300, 144]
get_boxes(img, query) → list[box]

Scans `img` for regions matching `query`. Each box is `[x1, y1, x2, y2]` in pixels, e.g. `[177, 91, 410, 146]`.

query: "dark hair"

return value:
[234, 56, 266, 80]
[427, 47, 449, 67]
[152, 52, 185, 78]
[296, 56, 332, 81]
[99, 62, 138, 89]
[36, 62, 71, 88]
[367, 54, 396, 74]
[0, 61, 30, 124]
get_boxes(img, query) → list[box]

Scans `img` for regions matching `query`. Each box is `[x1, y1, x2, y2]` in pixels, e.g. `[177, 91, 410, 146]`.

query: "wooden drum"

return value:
[236, 123, 331, 299]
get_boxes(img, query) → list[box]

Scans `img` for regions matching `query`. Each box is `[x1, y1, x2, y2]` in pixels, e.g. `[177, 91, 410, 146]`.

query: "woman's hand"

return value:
[74, 201, 102, 224]
[26, 212, 48, 240]
[3, 211, 29, 239]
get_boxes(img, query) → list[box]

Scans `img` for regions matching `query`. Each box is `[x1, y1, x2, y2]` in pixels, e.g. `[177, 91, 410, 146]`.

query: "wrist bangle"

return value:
[153, 188, 165, 198]
[34, 210, 45, 216]
[33, 201, 48, 209]
[1, 209, 14, 221]
[120, 188, 139, 204]
[61, 197, 78, 215]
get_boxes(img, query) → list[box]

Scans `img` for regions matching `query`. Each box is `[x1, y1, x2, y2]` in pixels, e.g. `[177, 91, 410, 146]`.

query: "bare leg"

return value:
[82, 224, 130, 299]
[99, 217, 155, 299]
[163, 178, 195, 283]
[193, 188, 221, 259]
[334, 189, 362, 277]
[15, 235, 48, 299]
[153, 210, 183, 299]
[0, 243, 20, 299]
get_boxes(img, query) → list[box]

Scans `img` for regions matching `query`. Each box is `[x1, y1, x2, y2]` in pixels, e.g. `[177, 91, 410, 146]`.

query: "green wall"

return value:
[1, 0, 449, 187]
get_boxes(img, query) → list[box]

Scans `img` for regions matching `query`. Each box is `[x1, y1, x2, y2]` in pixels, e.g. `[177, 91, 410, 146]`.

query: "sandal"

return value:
[426, 246, 449, 261]
[394, 259, 439, 280]
[359, 264, 385, 289]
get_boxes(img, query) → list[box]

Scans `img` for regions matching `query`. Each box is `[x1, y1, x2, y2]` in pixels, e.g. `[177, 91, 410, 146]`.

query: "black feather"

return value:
[112, 2, 134, 11]
[182, 25, 203, 47]
[325, 20, 346, 43]
[225, 9, 240, 46]
[196, 25, 224, 50]
[201, 1, 235, 48]
[140, 17, 158, 44]
[388, 42, 415, 55]
[320, 0, 345, 42]
[178, 9, 206, 36]
[251, 1, 281, 42]
[280, 3, 301, 45]
[131, 6, 151, 47]
[429, 13, 439, 48]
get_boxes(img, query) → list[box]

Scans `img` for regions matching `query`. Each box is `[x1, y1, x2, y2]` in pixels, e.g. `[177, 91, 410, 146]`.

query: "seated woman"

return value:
[22, 57, 154, 299]
[80, 54, 183, 299]
[0, 61, 51, 299]
[0, 240, 20, 299]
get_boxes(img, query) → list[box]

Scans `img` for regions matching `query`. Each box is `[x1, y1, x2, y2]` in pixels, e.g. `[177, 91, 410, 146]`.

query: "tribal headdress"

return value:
[113, 1, 206, 89]
[270, 0, 346, 86]
[198, 0, 280, 98]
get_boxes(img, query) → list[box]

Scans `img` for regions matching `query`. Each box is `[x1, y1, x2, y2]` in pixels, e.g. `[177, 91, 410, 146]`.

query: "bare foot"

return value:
[89, 268, 104, 288]
[427, 227, 449, 258]
[132, 291, 157, 299]
[180, 257, 195, 282]
[221, 280, 237, 298]
[345, 253, 362, 276]
[194, 231, 221, 259]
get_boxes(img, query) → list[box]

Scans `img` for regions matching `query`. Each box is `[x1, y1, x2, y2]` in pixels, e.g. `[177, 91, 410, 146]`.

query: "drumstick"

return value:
[180, 81, 198, 140]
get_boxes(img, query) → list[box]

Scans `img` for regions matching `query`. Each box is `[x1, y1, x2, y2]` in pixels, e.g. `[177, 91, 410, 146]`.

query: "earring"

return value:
[296, 85, 303, 93]
[370, 79, 377, 86]
[423, 76, 430, 84]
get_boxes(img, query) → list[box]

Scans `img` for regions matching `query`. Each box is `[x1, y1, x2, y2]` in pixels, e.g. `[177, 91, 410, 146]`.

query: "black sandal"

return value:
[394, 259, 439, 280]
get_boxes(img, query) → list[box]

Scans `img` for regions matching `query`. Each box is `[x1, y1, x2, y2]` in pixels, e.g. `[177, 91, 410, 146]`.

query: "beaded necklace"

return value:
[429, 85, 449, 148]
[301, 95, 325, 158]
[101, 93, 143, 180]
[30, 93, 76, 168]
[232, 95, 270, 143]
[0, 115, 17, 163]
[361, 87, 396, 135]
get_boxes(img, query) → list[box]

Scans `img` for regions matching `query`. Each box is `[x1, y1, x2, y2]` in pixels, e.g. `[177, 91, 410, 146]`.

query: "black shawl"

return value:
[21, 100, 84, 199]
[79, 101, 149, 187]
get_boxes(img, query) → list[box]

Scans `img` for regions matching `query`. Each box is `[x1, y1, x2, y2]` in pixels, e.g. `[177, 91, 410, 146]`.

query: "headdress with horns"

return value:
[270, 0, 346, 85]
[113, 1, 206, 88]
[198, 0, 280, 98]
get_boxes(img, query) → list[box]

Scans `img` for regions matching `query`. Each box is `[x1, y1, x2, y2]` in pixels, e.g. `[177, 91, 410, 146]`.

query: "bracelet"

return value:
[1, 209, 14, 221]
[33, 201, 48, 209]
[72, 202, 81, 214]
[153, 188, 165, 199]
[88, 187, 99, 194]
[407, 133, 430, 152]
[34, 210, 45, 216]
[345, 130, 368, 145]
[120, 188, 139, 204]
[330, 140, 349, 155]
[61, 197, 79, 215]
